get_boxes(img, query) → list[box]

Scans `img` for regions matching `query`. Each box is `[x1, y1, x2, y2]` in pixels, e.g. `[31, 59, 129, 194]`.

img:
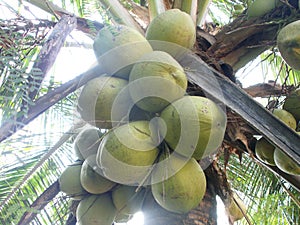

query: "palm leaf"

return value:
[260, 50, 300, 87]
[220, 153, 300, 225]
[0, 88, 84, 224]
[61, 0, 94, 17]
[0, 14, 53, 122]
[0, 126, 82, 224]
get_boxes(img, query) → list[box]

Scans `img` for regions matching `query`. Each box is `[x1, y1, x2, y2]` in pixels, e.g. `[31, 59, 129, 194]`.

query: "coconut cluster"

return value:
[59, 9, 228, 224]
[255, 100, 300, 176]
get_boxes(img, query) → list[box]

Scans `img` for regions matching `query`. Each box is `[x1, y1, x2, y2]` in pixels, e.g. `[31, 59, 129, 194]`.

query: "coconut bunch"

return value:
[255, 104, 300, 176]
[59, 9, 228, 224]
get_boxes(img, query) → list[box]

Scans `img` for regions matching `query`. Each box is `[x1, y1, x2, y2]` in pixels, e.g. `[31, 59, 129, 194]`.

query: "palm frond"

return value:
[0, 131, 81, 224]
[220, 153, 300, 225]
[60, 0, 96, 18]
[147, 0, 168, 20]
[0, 144, 75, 225]
[208, 0, 249, 25]
[98, 0, 144, 32]
[0, 14, 54, 122]
[260, 50, 300, 87]
[197, 0, 212, 26]
[0, 88, 84, 224]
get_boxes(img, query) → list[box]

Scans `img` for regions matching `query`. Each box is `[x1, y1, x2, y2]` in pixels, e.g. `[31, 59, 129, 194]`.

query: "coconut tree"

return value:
[0, 0, 300, 225]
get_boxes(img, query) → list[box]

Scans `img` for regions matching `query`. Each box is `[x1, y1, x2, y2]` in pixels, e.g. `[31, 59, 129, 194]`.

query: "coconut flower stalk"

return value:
[147, 0, 169, 21]
[173, 0, 198, 25]
[196, 0, 212, 26]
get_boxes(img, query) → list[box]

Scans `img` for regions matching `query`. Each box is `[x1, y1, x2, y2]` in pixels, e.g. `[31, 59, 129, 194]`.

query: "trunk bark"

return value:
[17, 181, 60, 225]
[143, 181, 217, 225]
[202, 4, 300, 72]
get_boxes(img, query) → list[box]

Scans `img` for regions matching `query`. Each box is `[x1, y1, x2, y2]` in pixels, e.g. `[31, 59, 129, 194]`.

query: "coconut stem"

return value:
[196, 0, 212, 26]
[173, 0, 198, 25]
[148, 0, 167, 21]
[232, 195, 252, 225]
[98, 0, 144, 33]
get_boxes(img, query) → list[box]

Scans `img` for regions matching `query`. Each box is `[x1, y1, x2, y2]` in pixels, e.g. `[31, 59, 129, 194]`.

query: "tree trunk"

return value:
[201, 5, 300, 71]
[143, 181, 217, 225]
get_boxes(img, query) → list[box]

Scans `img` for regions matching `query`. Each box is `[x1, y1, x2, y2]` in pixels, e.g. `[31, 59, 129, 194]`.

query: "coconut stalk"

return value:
[147, 0, 169, 21]
[17, 181, 60, 225]
[25, 0, 69, 17]
[0, 65, 103, 143]
[180, 53, 300, 164]
[24, 0, 104, 37]
[207, 5, 300, 72]
[26, 15, 76, 102]
[98, 0, 144, 33]
[0, 121, 85, 212]
[173, 0, 198, 24]
[196, 0, 212, 26]
[129, 0, 150, 27]
[224, 44, 269, 71]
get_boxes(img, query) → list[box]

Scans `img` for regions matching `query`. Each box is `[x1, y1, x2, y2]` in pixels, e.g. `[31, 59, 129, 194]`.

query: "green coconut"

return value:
[129, 51, 187, 113]
[255, 137, 276, 166]
[255, 109, 296, 166]
[69, 126, 86, 144]
[272, 108, 297, 130]
[151, 154, 206, 214]
[146, 9, 196, 55]
[128, 105, 153, 122]
[114, 213, 133, 223]
[247, 0, 280, 18]
[77, 76, 133, 129]
[59, 163, 86, 200]
[274, 146, 300, 176]
[277, 20, 300, 70]
[273, 131, 300, 175]
[112, 185, 145, 215]
[97, 121, 159, 185]
[93, 25, 153, 78]
[76, 193, 116, 225]
[80, 155, 116, 194]
[158, 96, 227, 160]
[283, 88, 300, 122]
[227, 193, 247, 222]
[73, 127, 103, 160]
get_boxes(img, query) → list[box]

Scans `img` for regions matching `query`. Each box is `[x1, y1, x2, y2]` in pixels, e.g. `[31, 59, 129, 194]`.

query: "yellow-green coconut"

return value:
[97, 121, 159, 185]
[151, 154, 206, 214]
[73, 127, 103, 160]
[59, 163, 86, 200]
[80, 155, 116, 194]
[277, 20, 300, 70]
[146, 9, 196, 56]
[77, 76, 132, 129]
[129, 51, 187, 113]
[112, 185, 145, 215]
[255, 137, 276, 166]
[76, 193, 116, 225]
[158, 96, 227, 160]
[93, 25, 152, 78]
